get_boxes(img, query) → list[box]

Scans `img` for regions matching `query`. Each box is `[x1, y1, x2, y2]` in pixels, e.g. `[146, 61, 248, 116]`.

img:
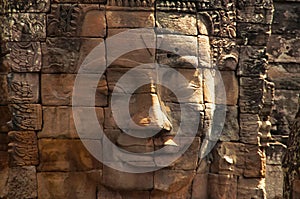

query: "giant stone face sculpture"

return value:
[0, 0, 277, 198]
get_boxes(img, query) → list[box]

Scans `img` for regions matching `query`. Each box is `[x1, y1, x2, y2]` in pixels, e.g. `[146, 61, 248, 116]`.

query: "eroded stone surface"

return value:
[156, 12, 197, 35]
[208, 174, 237, 199]
[107, 11, 154, 28]
[9, 104, 42, 130]
[41, 74, 108, 106]
[2, 13, 46, 41]
[102, 165, 153, 190]
[4, 42, 42, 72]
[42, 38, 106, 73]
[38, 171, 101, 199]
[38, 139, 102, 171]
[47, 4, 106, 37]
[7, 166, 37, 199]
[40, 106, 104, 139]
[8, 73, 39, 104]
[8, 131, 39, 167]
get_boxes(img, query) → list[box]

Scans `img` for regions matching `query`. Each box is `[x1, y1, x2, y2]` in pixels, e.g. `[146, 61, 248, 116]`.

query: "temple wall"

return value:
[0, 0, 298, 198]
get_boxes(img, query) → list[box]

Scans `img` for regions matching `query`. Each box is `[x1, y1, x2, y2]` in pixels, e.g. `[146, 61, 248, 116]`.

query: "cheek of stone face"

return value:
[159, 68, 203, 104]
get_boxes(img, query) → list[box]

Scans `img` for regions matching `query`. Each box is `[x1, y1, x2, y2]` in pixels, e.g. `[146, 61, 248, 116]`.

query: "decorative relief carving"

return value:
[237, 46, 268, 77]
[47, 4, 80, 36]
[2, 13, 46, 41]
[237, 0, 273, 9]
[9, 104, 42, 131]
[157, 0, 196, 12]
[5, 42, 41, 72]
[199, 10, 236, 38]
[47, 4, 106, 37]
[7, 73, 39, 103]
[108, 0, 155, 7]
[0, 0, 50, 13]
[210, 38, 238, 70]
[42, 38, 81, 73]
[8, 131, 39, 166]
[157, 0, 235, 11]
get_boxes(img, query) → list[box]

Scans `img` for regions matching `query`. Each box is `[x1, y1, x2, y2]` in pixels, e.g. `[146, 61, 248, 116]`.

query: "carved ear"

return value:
[197, 13, 213, 36]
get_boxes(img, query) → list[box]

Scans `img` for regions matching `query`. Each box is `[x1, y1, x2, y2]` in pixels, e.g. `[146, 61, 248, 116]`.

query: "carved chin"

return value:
[102, 166, 195, 194]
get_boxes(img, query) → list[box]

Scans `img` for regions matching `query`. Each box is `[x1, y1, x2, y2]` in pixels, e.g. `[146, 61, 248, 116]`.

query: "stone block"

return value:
[107, 11, 154, 28]
[267, 35, 300, 63]
[106, 68, 154, 93]
[117, 133, 154, 153]
[40, 106, 104, 139]
[151, 185, 191, 199]
[157, 34, 197, 57]
[207, 174, 237, 199]
[272, 3, 300, 35]
[159, 68, 203, 104]
[220, 106, 239, 141]
[0, 106, 10, 133]
[211, 142, 245, 176]
[203, 69, 236, 105]
[237, 23, 271, 46]
[106, 28, 156, 67]
[238, 46, 268, 77]
[268, 63, 300, 90]
[154, 169, 195, 193]
[211, 142, 265, 177]
[239, 77, 264, 114]
[198, 10, 236, 38]
[7, 166, 37, 199]
[9, 104, 42, 131]
[42, 38, 106, 73]
[38, 139, 102, 171]
[244, 145, 266, 178]
[236, 0, 273, 9]
[237, 178, 266, 199]
[1, 13, 46, 41]
[220, 71, 239, 105]
[203, 103, 227, 142]
[164, 103, 204, 137]
[97, 186, 150, 199]
[41, 74, 108, 106]
[266, 143, 285, 165]
[210, 38, 239, 71]
[271, 89, 299, 135]
[237, 6, 273, 24]
[102, 165, 153, 190]
[4, 42, 42, 72]
[198, 35, 211, 68]
[107, 0, 154, 7]
[192, 174, 208, 199]
[8, 73, 39, 104]
[156, 12, 197, 35]
[154, 137, 200, 170]
[8, 131, 39, 167]
[38, 171, 101, 199]
[47, 4, 106, 37]
[240, 114, 260, 144]
[265, 165, 283, 199]
[0, 75, 8, 105]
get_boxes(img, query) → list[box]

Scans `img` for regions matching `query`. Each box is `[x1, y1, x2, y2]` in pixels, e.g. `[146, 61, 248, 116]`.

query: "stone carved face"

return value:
[98, 19, 214, 195]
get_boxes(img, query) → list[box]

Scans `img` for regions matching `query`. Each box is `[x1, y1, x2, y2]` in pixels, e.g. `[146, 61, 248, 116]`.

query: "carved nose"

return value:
[131, 92, 172, 132]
